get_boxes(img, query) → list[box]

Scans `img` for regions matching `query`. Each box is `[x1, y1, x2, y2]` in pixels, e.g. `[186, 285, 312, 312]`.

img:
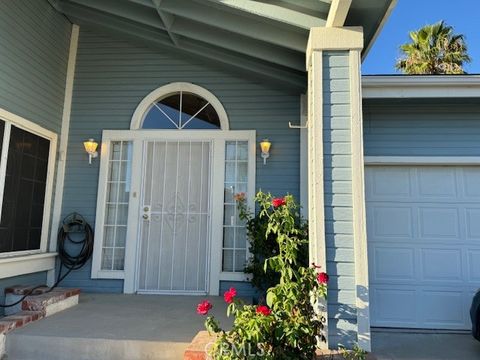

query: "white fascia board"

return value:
[362, 75, 480, 98]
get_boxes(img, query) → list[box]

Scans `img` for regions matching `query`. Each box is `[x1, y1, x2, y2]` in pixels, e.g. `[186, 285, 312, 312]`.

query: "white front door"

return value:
[136, 140, 212, 294]
[366, 165, 480, 330]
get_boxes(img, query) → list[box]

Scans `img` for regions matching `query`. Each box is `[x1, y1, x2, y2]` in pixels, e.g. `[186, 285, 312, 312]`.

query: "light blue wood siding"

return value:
[364, 100, 480, 156]
[0, 272, 47, 316]
[60, 28, 301, 292]
[323, 52, 357, 347]
[0, 0, 71, 133]
[0, 1, 70, 302]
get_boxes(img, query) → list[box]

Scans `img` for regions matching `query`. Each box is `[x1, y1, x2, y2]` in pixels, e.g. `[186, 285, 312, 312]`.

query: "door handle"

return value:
[142, 206, 151, 221]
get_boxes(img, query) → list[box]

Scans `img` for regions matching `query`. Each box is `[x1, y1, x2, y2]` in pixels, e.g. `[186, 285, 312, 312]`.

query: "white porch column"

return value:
[306, 27, 370, 351]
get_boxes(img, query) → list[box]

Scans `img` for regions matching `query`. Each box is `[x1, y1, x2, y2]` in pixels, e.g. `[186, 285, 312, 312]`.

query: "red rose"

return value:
[233, 192, 246, 202]
[272, 197, 286, 208]
[317, 272, 329, 284]
[256, 305, 271, 316]
[224, 287, 237, 304]
[196, 300, 213, 315]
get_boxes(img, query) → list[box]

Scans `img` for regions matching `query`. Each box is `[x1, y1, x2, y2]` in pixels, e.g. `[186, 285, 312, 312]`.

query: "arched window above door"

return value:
[130, 83, 229, 130]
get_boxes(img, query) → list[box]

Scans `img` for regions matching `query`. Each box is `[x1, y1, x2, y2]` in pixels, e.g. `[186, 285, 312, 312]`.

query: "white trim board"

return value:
[0, 253, 57, 279]
[364, 156, 480, 166]
[350, 49, 371, 352]
[50, 24, 80, 257]
[362, 75, 480, 99]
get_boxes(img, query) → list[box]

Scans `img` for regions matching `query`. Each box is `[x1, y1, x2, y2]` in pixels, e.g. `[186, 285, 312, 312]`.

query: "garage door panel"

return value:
[371, 287, 417, 326]
[421, 248, 462, 282]
[419, 290, 466, 328]
[467, 250, 480, 281]
[462, 168, 480, 197]
[465, 208, 480, 239]
[367, 165, 480, 330]
[368, 206, 413, 239]
[366, 167, 412, 199]
[417, 167, 458, 198]
[418, 207, 460, 239]
[371, 246, 415, 281]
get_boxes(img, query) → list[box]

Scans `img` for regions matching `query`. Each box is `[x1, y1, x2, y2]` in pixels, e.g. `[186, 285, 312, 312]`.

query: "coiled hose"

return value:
[0, 213, 94, 308]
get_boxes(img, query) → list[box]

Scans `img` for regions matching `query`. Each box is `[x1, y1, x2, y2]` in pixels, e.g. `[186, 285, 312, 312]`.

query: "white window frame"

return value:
[0, 108, 58, 278]
[130, 82, 230, 131]
[91, 130, 255, 295]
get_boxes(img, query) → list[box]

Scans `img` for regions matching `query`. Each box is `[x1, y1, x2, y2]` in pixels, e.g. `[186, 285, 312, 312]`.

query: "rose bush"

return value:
[197, 192, 328, 359]
[239, 192, 309, 293]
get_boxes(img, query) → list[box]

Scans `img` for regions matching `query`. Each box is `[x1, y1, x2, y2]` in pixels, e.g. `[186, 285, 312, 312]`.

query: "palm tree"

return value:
[396, 21, 471, 74]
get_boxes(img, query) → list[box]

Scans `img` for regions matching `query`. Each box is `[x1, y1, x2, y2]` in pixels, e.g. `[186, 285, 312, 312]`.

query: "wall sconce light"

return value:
[83, 138, 98, 165]
[260, 138, 271, 165]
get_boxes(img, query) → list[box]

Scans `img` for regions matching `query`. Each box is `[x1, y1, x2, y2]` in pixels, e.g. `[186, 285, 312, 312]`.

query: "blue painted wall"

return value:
[0, 0, 71, 133]
[322, 51, 357, 347]
[60, 28, 301, 293]
[364, 99, 480, 156]
[0, 0, 70, 307]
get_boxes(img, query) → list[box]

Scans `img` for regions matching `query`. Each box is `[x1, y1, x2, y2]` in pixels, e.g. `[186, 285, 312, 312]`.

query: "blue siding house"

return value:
[1, 0, 480, 356]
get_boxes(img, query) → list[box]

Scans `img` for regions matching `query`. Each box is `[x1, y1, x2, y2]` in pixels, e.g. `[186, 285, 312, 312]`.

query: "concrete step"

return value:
[6, 335, 188, 360]
[4, 286, 80, 316]
[1, 287, 80, 359]
[3, 293, 232, 360]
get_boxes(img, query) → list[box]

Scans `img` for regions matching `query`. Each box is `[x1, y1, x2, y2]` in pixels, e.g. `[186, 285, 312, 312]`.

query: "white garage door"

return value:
[366, 165, 480, 330]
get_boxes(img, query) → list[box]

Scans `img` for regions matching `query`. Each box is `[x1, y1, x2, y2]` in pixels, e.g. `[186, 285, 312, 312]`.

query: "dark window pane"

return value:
[141, 92, 221, 129]
[0, 126, 50, 253]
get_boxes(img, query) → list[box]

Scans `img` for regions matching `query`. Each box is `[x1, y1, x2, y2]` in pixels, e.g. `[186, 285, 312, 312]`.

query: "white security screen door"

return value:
[137, 140, 212, 294]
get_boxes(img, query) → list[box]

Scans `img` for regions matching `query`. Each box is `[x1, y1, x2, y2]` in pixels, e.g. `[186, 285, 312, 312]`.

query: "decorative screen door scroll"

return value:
[136, 140, 212, 294]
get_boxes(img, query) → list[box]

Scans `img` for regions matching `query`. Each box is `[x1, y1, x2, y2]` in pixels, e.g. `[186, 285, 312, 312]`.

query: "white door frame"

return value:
[94, 129, 255, 295]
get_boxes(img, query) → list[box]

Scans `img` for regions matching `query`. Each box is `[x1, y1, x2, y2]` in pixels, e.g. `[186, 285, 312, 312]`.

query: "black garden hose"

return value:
[0, 213, 94, 308]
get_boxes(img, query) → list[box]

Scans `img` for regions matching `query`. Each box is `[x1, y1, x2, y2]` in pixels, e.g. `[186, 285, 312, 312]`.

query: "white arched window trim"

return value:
[130, 82, 230, 130]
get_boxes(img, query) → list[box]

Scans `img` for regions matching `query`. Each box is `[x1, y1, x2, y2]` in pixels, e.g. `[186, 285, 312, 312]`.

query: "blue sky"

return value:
[362, 0, 480, 74]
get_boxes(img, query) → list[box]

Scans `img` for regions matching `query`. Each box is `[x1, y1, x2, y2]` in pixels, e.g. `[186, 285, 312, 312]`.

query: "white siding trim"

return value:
[130, 82, 230, 130]
[307, 50, 329, 349]
[0, 253, 57, 280]
[350, 50, 371, 352]
[299, 94, 308, 218]
[49, 24, 80, 255]
[364, 156, 480, 166]
[362, 75, 480, 98]
[0, 122, 10, 224]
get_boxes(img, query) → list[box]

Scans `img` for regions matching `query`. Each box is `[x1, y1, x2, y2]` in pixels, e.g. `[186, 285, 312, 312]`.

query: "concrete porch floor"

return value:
[5, 293, 232, 360]
[5, 294, 480, 359]
[372, 329, 480, 360]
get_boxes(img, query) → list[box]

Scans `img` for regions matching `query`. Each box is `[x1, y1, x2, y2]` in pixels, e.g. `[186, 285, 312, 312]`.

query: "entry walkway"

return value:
[372, 329, 480, 360]
[5, 293, 232, 360]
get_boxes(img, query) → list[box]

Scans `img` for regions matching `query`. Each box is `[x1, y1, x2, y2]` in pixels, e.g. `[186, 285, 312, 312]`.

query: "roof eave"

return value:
[362, 75, 480, 98]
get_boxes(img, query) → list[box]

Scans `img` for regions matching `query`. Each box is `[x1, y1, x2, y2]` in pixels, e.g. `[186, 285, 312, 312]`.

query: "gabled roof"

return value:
[50, 0, 396, 90]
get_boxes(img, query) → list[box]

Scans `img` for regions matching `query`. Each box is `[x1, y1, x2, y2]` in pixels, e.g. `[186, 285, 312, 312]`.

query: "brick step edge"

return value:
[2, 287, 80, 326]
[184, 331, 377, 360]
[21, 288, 80, 312]
[0, 311, 44, 336]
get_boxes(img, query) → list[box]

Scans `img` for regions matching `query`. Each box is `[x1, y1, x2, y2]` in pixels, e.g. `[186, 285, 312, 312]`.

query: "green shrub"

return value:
[197, 192, 328, 359]
[237, 192, 309, 293]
